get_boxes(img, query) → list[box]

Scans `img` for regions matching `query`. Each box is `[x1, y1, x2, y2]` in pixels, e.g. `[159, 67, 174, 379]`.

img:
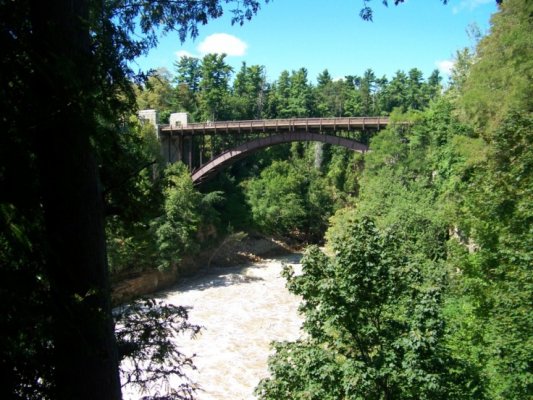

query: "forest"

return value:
[1, 0, 530, 399]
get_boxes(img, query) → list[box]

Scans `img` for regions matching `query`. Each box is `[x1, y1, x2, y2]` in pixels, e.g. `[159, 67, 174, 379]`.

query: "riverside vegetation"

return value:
[1, 0, 530, 399]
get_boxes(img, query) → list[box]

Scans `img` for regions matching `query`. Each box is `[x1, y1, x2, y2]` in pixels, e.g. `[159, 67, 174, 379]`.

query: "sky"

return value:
[131, 0, 499, 83]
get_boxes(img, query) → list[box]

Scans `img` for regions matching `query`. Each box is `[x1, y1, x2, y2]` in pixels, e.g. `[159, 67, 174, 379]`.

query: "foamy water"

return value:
[122, 253, 304, 400]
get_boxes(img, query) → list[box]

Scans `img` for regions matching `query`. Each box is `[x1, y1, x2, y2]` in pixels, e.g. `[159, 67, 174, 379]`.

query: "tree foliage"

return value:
[454, 112, 533, 398]
[0, 0, 268, 398]
[459, 0, 533, 137]
[116, 299, 201, 400]
[242, 149, 353, 242]
[155, 164, 204, 268]
[257, 218, 483, 399]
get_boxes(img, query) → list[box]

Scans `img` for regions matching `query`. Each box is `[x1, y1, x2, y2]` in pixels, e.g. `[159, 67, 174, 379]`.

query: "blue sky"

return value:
[132, 0, 498, 83]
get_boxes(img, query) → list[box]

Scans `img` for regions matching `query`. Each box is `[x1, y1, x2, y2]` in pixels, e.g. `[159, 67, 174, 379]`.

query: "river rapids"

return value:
[122, 253, 304, 400]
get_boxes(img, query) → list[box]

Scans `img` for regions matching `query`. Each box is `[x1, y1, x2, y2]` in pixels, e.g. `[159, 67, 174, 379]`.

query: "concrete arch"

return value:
[191, 131, 368, 183]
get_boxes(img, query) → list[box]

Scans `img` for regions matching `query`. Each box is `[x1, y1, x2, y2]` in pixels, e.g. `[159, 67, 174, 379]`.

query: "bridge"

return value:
[151, 114, 391, 183]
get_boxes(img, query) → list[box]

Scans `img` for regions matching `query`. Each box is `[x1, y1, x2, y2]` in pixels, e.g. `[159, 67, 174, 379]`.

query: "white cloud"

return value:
[175, 50, 195, 59]
[436, 59, 455, 75]
[452, 0, 492, 14]
[197, 33, 248, 56]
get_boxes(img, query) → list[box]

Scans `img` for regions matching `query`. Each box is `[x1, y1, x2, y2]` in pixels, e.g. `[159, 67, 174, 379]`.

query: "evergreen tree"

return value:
[231, 62, 268, 119]
[173, 56, 202, 118]
[270, 70, 292, 117]
[198, 53, 233, 121]
[174, 56, 202, 94]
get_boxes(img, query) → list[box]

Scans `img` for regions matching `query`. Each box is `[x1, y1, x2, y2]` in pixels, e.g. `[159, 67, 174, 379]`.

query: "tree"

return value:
[198, 53, 233, 121]
[1, 0, 268, 398]
[116, 299, 201, 400]
[244, 161, 308, 237]
[231, 62, 268, 119]
[361, 69, 377, 115]
[174, 56, 202, 94]
[268, 70, 291, 117]
[288, 68, 315, 117]
[315, 69, 341, 117]
[450, 4, 533, 394]
[4, 2, 123, 398]
[406, 68, 424, 110]
[455, 112, 533, 399]
[136, 68, 176, 123]
[257, 218, 484, 399]
[447, 47, 476, 108]
[243, 159, 335, 241]
[155, 163, 203, 269]
[459, 0, 532, 137]
[265, 68, 315, 118]
[383, 70, 409, 112]
[103, 117, 165, 274]
[173, 56, 202, 118]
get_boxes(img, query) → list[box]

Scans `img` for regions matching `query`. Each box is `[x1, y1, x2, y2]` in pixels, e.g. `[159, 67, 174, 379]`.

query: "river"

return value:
[122, 253, 304, 400]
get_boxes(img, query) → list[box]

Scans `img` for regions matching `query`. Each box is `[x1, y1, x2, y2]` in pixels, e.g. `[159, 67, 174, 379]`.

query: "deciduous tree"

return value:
[257, 218, 483, 399]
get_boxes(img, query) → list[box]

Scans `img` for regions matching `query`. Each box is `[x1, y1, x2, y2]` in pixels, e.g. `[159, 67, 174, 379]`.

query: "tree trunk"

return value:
[29, 0, 122, 398]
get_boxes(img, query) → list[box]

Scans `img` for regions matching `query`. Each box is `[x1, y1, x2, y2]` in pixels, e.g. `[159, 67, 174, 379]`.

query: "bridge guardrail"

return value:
[159, 117, 390, 134]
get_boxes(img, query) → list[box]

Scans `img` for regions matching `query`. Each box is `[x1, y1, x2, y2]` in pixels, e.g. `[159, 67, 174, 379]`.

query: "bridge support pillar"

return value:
[159, 133, 185, 164]
[187, 136, 193, 170]
[176, 135, 183, 163]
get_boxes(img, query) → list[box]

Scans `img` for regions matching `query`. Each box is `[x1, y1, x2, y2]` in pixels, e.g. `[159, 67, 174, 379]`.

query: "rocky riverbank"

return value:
[111, 234, 295, 305]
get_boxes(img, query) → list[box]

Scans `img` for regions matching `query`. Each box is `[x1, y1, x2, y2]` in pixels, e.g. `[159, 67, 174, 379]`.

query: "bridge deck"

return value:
[160, 116, 390, 135]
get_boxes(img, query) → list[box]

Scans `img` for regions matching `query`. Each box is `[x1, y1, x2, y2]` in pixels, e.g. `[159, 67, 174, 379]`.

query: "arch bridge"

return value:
[157, 116, 391, 183]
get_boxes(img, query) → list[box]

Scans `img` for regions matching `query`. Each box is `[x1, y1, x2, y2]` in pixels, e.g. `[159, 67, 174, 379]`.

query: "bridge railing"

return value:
[159, 116, 390, 134]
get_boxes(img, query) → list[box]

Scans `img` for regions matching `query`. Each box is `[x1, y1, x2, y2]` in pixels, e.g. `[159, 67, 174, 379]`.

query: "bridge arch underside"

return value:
[191, 131, 368, 184]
